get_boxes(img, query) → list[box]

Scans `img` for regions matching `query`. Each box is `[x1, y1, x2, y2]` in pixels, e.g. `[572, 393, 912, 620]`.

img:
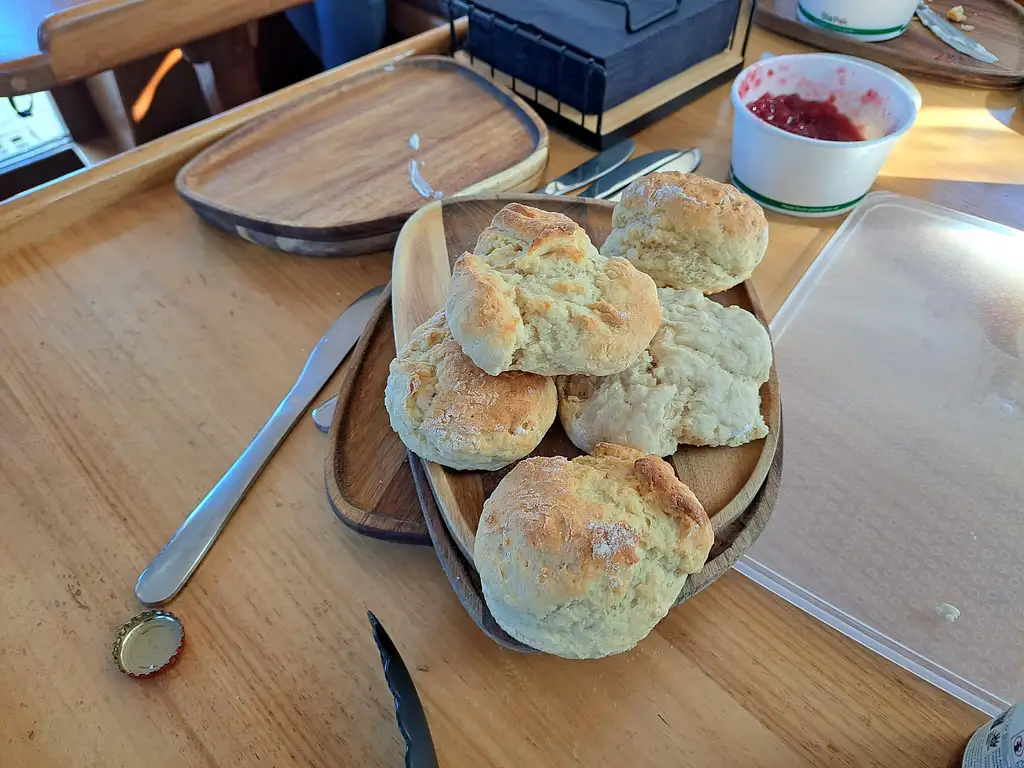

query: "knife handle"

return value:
[135, 386, 308, 606]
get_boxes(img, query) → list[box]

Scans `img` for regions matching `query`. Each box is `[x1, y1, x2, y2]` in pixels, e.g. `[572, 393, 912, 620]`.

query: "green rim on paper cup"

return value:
[730, 168, 867, 215]
[797, 3, 909, 36]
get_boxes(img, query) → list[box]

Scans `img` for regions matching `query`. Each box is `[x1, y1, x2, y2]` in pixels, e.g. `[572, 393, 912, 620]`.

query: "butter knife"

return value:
[915, 3, 999, 63]
[136, 284, 385, 607]
[578, 148, 702, 201]
[535, 138, 635, 195]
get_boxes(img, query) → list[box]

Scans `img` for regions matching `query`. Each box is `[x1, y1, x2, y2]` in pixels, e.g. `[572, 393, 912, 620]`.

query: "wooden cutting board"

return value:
[755, 0, 1024, 88]
[389, 194, 782, 609]
[176, 56, 548, 257]
[324, 283, 430, 544]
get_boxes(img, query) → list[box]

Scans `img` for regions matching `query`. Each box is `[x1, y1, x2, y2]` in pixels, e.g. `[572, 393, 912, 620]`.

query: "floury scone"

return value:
[600, 172, 768, 293]
[557, 288, 772, 456]
[384, 311, 556, 471]
[474, 444, 713, 659]
[445, 203, 661, 376]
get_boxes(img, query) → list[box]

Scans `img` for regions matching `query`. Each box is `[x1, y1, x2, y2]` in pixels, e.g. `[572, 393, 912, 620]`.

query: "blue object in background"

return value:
[286, 0, 387, 69]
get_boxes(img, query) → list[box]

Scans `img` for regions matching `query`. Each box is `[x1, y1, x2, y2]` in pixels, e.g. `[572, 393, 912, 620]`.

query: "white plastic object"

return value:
[729, 53, 918, 218]
[738, 192, 1024, 716]
[797, 0, 920, 42]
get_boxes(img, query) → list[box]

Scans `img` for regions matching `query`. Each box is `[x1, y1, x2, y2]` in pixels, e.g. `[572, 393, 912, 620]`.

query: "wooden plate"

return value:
[755, 0, 1024, 89]
[390, 194, 782, 575]
[324, 283, 430, 544]
[176, 56, 548, 257]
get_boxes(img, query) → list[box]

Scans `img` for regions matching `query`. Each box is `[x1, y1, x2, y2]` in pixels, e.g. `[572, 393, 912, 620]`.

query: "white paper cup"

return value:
[729, 53, 918, 218]
[797, 0, 920, 42]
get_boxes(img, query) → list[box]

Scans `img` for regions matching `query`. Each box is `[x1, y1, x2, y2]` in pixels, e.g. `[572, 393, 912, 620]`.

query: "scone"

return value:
[601, 172, 768, 293]
[474, 443, 713, 659]
[384, 310, 556, 471]
[445, 203, 661, 376]
[557, 287, 772, 456]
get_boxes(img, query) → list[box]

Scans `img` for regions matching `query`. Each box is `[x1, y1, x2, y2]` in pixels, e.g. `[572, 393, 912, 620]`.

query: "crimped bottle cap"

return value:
[112, 610, 184, 677]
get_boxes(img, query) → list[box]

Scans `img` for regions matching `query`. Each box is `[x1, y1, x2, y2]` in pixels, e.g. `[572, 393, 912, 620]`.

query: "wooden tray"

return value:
[389, 193, 782, 624]
[176, 56, 548, 257]
[755, 0, 1024, 89]
[324, 283, 431, 544]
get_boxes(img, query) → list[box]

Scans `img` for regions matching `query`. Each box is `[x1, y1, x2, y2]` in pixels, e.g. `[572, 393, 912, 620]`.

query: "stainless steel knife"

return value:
[578, 147, 702, 201]
[136, 284, 386, 607]
[915, 3, 999, 63]
[535, 138, 635, 195]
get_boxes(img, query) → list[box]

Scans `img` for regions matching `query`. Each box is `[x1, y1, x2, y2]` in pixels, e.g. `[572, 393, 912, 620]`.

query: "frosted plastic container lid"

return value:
[738, 192, 1024, 715]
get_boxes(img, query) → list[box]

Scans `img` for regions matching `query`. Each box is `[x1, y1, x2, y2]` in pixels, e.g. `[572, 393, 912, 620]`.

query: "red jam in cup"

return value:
[747, 93, 865, 142]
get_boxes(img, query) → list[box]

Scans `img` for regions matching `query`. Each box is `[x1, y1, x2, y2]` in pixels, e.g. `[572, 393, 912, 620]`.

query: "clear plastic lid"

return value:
[738, 192, 1024, 716]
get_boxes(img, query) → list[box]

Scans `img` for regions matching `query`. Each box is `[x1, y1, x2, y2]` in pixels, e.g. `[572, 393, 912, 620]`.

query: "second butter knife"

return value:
[136, 284, 385, 607]
[915, 3, 998, 63]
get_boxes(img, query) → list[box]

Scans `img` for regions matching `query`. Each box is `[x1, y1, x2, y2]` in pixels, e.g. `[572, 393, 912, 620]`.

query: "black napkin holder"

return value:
[447, 0, 755, 148]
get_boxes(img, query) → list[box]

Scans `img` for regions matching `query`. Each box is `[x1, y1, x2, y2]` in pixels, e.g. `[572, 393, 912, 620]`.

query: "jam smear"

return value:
[747, 93, 865, 142]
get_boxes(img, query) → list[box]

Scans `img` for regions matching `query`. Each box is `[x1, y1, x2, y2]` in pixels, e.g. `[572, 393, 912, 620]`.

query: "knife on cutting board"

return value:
[915, 3, 999, 63]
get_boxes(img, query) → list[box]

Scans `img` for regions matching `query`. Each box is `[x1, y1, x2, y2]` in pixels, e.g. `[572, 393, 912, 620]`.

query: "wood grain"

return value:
[324, 284, 430, 544]
[391, 193, 781, 566]
[756, 0, 1024, 88]
[0, 21, 467, 254]
[177, 56, 548, 257]
[0, 25, 1011, 768]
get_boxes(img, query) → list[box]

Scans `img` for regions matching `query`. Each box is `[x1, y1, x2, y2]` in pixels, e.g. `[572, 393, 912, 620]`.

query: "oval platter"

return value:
[390, 193, 783, 648]
[176, 57, 548, 257]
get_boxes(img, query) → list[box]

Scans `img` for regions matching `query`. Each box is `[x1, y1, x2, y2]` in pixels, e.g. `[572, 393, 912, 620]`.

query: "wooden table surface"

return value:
[0, 0, 307, 96]
[1, 25, 1022, 768]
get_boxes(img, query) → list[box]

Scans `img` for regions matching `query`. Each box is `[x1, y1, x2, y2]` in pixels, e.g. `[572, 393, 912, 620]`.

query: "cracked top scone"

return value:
[385, 310, 557, 471]
[600, 172, 768, 293]
[557, 288, 772, 456]
[445, 203, 661, 376]
[474, 443, 713, 658]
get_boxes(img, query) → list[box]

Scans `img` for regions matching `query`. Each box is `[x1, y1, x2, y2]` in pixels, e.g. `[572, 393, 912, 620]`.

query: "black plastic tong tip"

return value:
[368, 611, 439, 768]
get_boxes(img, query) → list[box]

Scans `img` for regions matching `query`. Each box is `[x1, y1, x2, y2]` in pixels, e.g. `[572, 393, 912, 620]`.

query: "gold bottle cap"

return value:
[112, 610, 184, 677]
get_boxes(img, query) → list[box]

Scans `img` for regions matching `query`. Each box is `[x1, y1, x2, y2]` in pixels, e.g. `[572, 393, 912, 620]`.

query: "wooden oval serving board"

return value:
[176, 56, 548, 257]
[324, 283, 430, 544]
[755, 0, 1024, 89]
[390, 194, 782, 579]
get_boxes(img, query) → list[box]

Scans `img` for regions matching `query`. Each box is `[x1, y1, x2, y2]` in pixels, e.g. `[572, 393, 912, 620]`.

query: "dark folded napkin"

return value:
[465, 0, 741, 114]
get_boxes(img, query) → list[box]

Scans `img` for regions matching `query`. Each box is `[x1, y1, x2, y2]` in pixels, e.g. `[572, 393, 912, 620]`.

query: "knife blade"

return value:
[534, 138, 635, 196]
[578, 148, 702, 200]
[915, 4, 998, 63]
[136, 284, 386, 607]
[368, 612, 439, 768]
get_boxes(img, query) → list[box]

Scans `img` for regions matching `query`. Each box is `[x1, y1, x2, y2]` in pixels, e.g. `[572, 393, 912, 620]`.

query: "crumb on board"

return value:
[960, 23, 975, 31]
[947, 5, 967, 22]
[936, 603, 961, 623]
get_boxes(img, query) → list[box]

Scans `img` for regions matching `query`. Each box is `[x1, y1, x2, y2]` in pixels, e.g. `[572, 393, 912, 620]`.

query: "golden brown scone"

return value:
[384, 311, 556, 471]
[445, 203, 661, 376]
[601, 172, 768, 293]
[558, 287, 772, 455]
[474, 443, 713, 658]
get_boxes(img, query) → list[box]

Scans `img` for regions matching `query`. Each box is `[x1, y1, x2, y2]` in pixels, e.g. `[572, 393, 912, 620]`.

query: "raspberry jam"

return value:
[747, 93, 865, 142]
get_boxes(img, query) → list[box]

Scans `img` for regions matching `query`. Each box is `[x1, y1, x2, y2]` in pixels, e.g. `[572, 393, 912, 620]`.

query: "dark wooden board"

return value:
[324, 283, 430, 544]
[176, 56, 548, 256]
[755, 0, 1024, 89]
